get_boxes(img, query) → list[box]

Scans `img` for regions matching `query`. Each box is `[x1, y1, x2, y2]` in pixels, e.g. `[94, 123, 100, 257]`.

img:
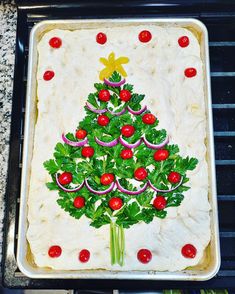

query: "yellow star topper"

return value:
[99, 52, 129, 81]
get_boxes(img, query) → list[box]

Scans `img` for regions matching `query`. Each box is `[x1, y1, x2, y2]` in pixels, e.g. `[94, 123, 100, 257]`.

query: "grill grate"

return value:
[2, 1, 235, 290]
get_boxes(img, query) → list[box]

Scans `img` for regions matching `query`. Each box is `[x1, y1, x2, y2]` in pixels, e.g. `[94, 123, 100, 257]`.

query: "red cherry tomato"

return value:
[43, 70, 55, 81]
[184, 67, 197, 78]
[138, 30, 152, 43]
[58, 172, 73, 185]
[178, 36, 189, 48]
[109, 197, 123, 210]
[168, 171, 181, 184]
[75, 129, 87, 140]
[81, 146, 94, 158]
[120, 89, 132, 102]
[100, 173, 115, 185]
[97, 114, 110, 126]
[121, 125, 135, 137]
[137, 249, 152, 263]
[120, 149, 133, 159]
[154, 149, 169, 161]
[134, 167, 148, 181]
[73, 196, 85, 209]
[49, 37, 62, 48]
[98, 89, 110, 102]
[181, 244, 197, 258]
[48, 245, 62, 258]
[96, 32, 107, 45]
[79, 249, 90, 263]
[142, 113, 156, 125]
[153, 196, 167, 210]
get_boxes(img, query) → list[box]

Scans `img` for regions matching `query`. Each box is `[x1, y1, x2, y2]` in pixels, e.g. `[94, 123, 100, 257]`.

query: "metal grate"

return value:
[2, 1, 235, 290]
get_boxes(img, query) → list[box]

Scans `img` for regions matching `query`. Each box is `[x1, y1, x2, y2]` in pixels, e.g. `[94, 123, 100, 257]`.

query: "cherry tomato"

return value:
[181, 244, 197, 258]
[79, 249, 90, 263]
[154, 149, 169, 161]
[137, 249, 152, 263]
[43, 70, 55, 81]
[73, 196, 85, 209]
[134, 167, 148, 181]
[153, 196, 167, 210]
[100, 173, 115, 185]
[75, 129, 87, 139]
[58, 172, 72, 185]
[178, 36, 189, 47]
[142, 113, 156, 125]
[98, 89, 110, 102]
[184, 67, 197, 78]
[120, 89, 131, 102]
[48, 245, 62, 258]
[168, 171, 181, 184]
[81, 146, 94, 158]
[138, 30, 152, 43]
[120, 149, 133, 159]
[109, 197, 123, 210]
[96, 32, 107, 45]
[121, 125, 135, 137]
[49, 37, 62, 48]
[97, 114, 110, 126]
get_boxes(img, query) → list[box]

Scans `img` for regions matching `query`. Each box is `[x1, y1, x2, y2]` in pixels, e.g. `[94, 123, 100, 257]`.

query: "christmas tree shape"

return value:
[44, 52, 198, 266]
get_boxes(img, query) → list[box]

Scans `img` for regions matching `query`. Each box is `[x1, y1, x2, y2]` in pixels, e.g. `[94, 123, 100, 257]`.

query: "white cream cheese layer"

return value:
[27, 25, 210, 271]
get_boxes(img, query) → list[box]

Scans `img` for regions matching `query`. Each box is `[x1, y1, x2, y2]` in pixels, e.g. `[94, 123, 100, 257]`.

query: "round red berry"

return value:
[97, 114, 109, 126]
[49, 37, 62, 48]
[120, 89, 132, 102]
[137, 249, 152, 264]
[178, 36, 189, 48]
[43, 70, 55, 81]
[100, 173, 115, 186]
[138, 30, 152, 43]
[109, 197, 123, 210]
[48, 245, 62, 258]
[134, 167, 148, 181]
[168, 171, 181, 184]
[154, 149, 169, 161]
[142, 113, 156, 125]
[76, 129, 87, 140]
[120, 149, 133, 160]
[181, 244, 197, 258]
[81, 146, 94, 158]
[98, 89, 110, 102]
[153, 196, 167, 210]
[184, 67, 197, 78]
[79, 249, 90, 263]
[121, 125, 135, 137]
[73, 196, 85, 209]
[96, 32, 107, 45]
[58, 172, 72, 185]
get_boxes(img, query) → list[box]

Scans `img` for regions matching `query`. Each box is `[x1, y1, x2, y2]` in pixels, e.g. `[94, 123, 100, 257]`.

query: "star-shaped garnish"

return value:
[99, 52, 129, 81]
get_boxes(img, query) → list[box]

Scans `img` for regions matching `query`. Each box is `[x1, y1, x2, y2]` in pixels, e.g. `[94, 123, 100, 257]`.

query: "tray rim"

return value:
[17, 17, 221, 281]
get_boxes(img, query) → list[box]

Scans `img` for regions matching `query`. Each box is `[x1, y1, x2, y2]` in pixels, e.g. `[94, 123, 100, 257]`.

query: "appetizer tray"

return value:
[16, 18, 220, 281]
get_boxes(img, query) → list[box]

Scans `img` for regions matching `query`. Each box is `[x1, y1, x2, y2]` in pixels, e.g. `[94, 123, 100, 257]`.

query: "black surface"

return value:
[2, 0, 235, 290]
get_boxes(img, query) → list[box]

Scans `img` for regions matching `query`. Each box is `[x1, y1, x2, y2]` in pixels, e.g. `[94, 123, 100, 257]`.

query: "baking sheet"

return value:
[17, 18, 220, 280]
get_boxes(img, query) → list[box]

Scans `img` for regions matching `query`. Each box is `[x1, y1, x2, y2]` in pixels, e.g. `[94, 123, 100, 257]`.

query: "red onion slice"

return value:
[127, 105, 147, 115]
[62, 133, 88, 147]
[86, 102, 107, 114]
[85, 179, 115, 195]
[104, 78, 126, 87]
[148, 177, 183, 193]
[143, 135, 169, 149]
[109, 107, 126, 116]
[119, 136, 142, 149]
[116, 179, 148, 195]
[95, 137, 119, 147]
[55, 174, 84, 192]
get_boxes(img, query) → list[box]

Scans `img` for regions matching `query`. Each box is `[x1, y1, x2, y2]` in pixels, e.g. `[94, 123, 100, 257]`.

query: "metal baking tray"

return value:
[17, 18, 220, 281]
